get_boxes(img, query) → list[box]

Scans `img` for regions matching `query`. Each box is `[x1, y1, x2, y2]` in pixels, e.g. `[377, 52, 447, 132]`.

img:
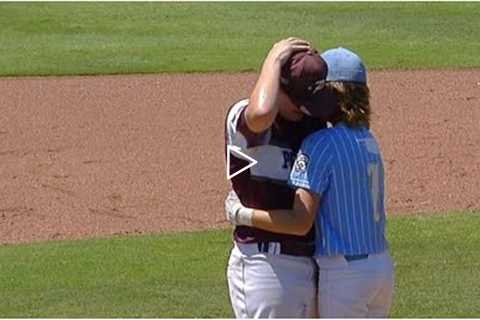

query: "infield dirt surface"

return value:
[0, 70, 479, 244]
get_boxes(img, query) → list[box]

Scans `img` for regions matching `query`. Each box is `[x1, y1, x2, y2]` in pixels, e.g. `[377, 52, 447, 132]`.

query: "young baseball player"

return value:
[224, 38, 328, 318]
[226, 47, 395, 318]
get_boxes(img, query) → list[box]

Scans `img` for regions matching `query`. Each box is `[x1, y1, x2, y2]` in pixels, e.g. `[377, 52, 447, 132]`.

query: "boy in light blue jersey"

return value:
[290, 115, 388, 257]
[226, 47, 395, 318]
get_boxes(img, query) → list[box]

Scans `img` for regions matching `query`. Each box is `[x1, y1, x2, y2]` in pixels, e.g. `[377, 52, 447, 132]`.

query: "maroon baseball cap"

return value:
[281, 49, 339, 120]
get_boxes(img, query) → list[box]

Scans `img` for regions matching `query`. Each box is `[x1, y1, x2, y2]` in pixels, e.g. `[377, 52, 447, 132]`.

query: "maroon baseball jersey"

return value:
[225, 99, 326, 244]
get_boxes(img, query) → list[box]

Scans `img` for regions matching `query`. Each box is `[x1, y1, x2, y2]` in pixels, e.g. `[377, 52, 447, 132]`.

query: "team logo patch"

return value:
[294, 153, 309, 173]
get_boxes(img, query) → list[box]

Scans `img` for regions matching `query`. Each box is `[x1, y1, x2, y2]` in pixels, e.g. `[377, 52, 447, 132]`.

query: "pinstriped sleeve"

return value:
[288, 132, 332, 195]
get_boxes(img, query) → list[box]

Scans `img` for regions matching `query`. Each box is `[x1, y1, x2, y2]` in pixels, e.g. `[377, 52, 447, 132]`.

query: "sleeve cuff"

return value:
[288, 178, 311, 190]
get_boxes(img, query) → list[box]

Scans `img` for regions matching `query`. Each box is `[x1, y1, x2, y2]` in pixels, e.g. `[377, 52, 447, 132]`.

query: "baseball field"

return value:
[0, 3, 479, 317]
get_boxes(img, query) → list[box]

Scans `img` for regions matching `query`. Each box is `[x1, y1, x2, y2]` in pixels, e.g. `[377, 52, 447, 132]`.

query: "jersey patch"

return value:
[294, 153, 310, 173]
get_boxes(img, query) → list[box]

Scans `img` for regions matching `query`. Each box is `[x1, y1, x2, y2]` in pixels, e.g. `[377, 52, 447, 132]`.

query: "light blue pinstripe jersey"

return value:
[289, 123, 388, 256]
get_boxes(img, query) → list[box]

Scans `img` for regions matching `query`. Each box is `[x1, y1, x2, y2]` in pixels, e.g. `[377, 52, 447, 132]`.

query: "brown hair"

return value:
[326, 82, 371, 128]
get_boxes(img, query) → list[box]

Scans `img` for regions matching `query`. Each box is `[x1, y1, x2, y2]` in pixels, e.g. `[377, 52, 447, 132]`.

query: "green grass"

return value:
[0, 3, 479, 76]
[389, 211, 480, 317]
[0, 230, 233, 317]
[0, 211, 479, 317]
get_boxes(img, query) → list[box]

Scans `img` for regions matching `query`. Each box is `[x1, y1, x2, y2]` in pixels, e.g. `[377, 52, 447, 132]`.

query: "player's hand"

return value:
[225, 191, 254, 226]
[265, 37, 311, 67]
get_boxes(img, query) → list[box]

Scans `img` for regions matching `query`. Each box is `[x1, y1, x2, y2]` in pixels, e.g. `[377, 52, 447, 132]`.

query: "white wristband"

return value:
[236, 207, 254, 226]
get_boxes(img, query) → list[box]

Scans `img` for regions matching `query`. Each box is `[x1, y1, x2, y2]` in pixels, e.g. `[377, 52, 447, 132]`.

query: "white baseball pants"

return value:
[227, 243, 317, 318]
[315, 251, 395, 318]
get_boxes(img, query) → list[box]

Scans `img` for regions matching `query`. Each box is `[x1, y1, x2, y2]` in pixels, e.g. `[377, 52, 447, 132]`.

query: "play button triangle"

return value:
[226, 145, 258, 180]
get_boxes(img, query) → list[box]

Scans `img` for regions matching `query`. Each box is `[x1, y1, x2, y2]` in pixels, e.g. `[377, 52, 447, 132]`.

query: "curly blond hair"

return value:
[326, 82, 371, 128]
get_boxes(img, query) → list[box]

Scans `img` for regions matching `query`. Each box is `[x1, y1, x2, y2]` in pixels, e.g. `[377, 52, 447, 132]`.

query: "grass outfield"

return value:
[0, 212, 479, 317]
[0, 3, 479, 76]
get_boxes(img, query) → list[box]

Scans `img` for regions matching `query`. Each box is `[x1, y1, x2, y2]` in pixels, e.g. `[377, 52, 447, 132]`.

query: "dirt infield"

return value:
[0, 70, 479, 244]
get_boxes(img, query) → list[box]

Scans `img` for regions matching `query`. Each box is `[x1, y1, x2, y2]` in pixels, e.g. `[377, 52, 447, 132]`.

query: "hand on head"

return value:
[245, 37, 316, 131]
[265, 37, 312, 68]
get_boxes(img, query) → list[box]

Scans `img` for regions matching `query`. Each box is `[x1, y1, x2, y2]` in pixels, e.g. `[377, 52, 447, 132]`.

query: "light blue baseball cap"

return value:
[320, 47, 367, 84]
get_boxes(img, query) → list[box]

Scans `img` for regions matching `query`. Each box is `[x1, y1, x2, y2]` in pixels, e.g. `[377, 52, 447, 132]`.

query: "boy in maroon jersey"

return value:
[225, 37, 328, 318]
